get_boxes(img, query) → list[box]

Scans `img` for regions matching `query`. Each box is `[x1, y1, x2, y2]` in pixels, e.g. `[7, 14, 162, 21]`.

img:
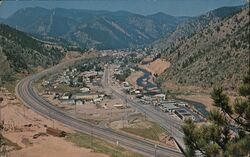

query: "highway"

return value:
[15, 56, 184, 157]
[103, 66, 186, 151]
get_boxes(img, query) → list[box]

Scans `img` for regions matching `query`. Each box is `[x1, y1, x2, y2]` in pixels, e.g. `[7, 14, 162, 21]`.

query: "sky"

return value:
[0, 0, 247, 18]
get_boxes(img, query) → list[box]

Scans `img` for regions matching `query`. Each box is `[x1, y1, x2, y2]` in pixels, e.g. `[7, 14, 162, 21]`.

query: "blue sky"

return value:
[0, 0, 247, 18]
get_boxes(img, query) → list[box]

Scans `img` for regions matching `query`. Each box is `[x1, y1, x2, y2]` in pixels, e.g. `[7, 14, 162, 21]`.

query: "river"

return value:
[136, 67, 209, 119]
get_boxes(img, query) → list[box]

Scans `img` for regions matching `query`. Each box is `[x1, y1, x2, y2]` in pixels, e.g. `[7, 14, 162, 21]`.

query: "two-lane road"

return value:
[15, 57, 184, 157]
[102, 66, 186, 151]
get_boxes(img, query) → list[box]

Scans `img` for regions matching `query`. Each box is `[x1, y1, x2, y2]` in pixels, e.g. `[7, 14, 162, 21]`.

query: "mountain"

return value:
[159, 6, 249, 90]
[2, 7, 189, 49]
[154, 5, 244, 50]
[0, 24, 64, 83]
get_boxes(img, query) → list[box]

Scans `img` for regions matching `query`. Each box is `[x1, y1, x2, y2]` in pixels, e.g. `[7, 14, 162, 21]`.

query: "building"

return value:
[42, 80, 50, 86]
[160, 103, 179, 112]
[175, 109, 195, 121]
[81, 71, 98, 78]
[93, 97, 103, 104]
[176, 101, 188, 107]
[114, 104, 125, 109]
[74, 94, 99, 101]
[61, 92, 72, 100]
[153, 94, 166, 101]
[80, 87, 90, 93]
[123, 82, 130, 87]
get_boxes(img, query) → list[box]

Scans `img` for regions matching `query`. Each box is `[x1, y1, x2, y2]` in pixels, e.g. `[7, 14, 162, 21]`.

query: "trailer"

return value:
[46, 127, 67, 137]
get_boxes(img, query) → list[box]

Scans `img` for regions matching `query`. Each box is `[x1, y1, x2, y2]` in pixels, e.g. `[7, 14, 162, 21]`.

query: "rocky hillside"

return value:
[0, 24, 65, 83]
[159, 6, 249, 90]
[2, 7, 188, 49]
[154, 5, 243, 50]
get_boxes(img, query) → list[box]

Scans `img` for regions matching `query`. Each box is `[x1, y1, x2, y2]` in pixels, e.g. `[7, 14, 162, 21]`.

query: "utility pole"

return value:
[49, 111, 55, 128]
[122, 116, 124, 128]
[123, 104, 126, 127]
[0, 97, 2, 123]
[154, 144, 157, 157]
[52, 118, 55, 128]
[125, 95, 128, 118]
[91, 124, 93, 148]
[23, 106, 26, 118]
[75, 104, 77, 113]
[109, 108, 112, 123]
[170, 123, 173, 138]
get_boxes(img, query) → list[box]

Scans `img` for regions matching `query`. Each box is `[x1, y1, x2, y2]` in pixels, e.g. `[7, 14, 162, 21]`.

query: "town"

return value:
[1, 2, 248, 156]
[37, 51, 206, 138]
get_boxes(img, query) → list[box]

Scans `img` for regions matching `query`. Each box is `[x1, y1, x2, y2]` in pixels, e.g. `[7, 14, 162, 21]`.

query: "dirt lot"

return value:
[76, 98, 134, 121]
[9, 136, 109, 157]
[140, 59, 171, 75]
[0, 89, 110, 157]
[126, 71, 144, 87]
[45, 94, 135, 123]
[177, 94, 215, 111]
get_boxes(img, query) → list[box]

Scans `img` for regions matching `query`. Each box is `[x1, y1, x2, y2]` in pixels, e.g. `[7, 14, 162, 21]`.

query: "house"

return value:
[123, 86, 131, 93]
[42, 81, 50, 86]
[135, 90, 141, 95]
[80, 87, 90, 93]
[93, 97, 103, 104]
[123, 82, 130, 87]
[61, 92, 72, 100]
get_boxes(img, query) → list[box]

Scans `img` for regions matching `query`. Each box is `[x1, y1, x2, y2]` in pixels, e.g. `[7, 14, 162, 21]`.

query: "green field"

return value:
[66, 133, 146, 157]
[121, 122, 165, 142]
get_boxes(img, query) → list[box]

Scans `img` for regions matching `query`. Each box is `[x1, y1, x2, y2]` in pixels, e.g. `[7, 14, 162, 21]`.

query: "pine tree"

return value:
[183, 71, 250, 157]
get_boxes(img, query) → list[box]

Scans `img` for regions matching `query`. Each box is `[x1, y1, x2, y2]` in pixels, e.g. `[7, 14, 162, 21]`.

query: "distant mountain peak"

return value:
[3, 7, 188, 49]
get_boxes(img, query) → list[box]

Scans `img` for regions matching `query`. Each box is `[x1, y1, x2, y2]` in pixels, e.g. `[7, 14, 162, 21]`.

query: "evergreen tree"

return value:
[183, 71, 250, 157]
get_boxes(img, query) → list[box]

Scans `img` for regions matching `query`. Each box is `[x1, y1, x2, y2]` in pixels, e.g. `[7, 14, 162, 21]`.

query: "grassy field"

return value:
[53, 84, 80, 93]
[121, 122, 165, 142]
[33, 78, 45, 93]
[33, 77, 81, 94]
[66, 133, 146, 157]
[0, 74, 24, 94]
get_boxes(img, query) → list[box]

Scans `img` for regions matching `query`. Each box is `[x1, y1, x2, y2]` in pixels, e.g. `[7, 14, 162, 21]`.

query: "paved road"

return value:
[103, 66, 186, 151]
[15, 57, 184, 157]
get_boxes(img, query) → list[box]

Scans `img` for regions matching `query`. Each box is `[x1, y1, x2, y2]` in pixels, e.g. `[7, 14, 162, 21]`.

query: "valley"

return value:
[0, 2, 249, 157]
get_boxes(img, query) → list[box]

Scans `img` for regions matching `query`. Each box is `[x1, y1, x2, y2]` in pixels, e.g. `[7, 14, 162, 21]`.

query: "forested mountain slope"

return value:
[159, 7, 249, 90]
[0, 24, 64, 83]
[2, 7, 189, 49]
[154, 5, 243, 50]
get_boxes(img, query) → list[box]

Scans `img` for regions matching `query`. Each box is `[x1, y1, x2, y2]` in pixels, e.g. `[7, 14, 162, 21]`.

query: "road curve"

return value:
[15, 57, 184, 157]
